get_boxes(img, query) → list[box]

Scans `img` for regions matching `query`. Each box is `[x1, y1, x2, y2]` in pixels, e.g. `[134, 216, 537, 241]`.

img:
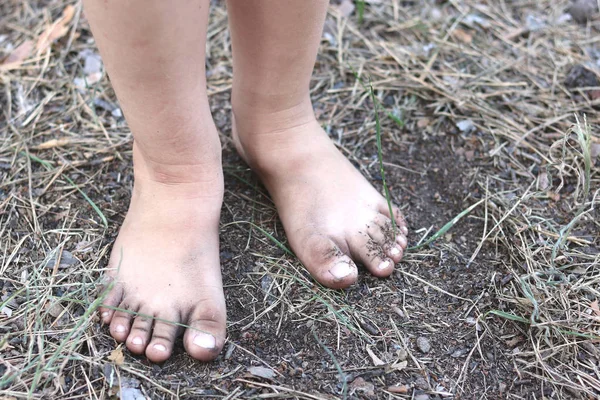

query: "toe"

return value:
[367, 214, 405, 263]
[295, 233, 358, 289]
[109, 300, 137, 342]
[126, 309, 154, 355]
[183, 299, 226, 362]
[348, 232, 395, 278]
[97, 276, 123, 324]
[378, 203, 409, 236]
[146, 311, 180, 363]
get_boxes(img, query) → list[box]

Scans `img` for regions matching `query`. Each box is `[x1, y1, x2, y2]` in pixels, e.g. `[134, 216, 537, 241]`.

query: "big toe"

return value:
[183, 298, 227, 362]
[295, 233, 358, 289]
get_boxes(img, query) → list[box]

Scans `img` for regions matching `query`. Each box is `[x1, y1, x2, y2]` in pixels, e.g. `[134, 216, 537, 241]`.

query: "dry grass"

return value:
[1, 0, 599, 399]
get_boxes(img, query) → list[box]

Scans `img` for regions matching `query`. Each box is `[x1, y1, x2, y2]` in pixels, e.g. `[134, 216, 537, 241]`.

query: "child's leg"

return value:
[85, 0, 225, 362]
[227, 0, 408, 288]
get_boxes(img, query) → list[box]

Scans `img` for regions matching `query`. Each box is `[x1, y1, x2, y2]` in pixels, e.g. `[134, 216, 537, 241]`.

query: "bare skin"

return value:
[232, 104, 408, 289]
[228, 0, 408, 288]
[85, 0, 227, 362]
[87, 0, 408, 362]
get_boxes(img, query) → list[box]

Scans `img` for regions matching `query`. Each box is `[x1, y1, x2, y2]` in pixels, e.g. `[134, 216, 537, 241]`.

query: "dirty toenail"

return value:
[401, 226, 408, 235]
[390, 247, 401, 256]
[153, 343, 167, 352]
[329, 263, 352, 280]
[115, 325, 126, 333]
[378, 260, 391, 270]
[193, 332, 216, 349]
[131, 336, 143, 345]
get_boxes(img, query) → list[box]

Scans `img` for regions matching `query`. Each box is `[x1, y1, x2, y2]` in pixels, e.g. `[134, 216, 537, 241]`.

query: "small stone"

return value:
[44, 250, 78, 269]
[568, 0, 598, 23]
[414, 376, 428, 390]
[414, 394, 430, 400]
[397, 349, 408, 361]
[456, 119, 475, 133]
[247, 366, 276, 380]
[416, 336, 431, 353]
[565, 65, 600, 89]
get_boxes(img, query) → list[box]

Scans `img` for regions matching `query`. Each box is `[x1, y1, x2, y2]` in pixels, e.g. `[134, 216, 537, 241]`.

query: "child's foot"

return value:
[98, 144, 226, 363]
[232, 103, 408, 289]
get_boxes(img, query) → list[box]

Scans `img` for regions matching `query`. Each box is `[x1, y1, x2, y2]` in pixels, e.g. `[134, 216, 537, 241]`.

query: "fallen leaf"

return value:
[247, 366, 276, 380]
[591, 300, 600, 317]
[387, 385, 409, 394]
[417, 118, 430, 128]
[108, 346, 124, 366]
[388, 360, 408, 372]
[537, 172, 550, 191]
[349, 377, 375, 397]
[1, 306, 12, 317]
[36, 5, 76, 54]
[366, 346, 385, 366]
[34, 138, 71, 150]
[451, 28, 473, 44]
[0, 40, 34, 70]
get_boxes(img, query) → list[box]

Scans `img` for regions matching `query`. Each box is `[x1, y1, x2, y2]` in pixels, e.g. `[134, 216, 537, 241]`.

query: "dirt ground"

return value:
[1, 0, 600, 399]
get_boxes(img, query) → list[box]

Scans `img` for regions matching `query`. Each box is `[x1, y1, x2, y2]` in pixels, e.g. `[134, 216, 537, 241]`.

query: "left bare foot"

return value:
[232, 102, 408, 289]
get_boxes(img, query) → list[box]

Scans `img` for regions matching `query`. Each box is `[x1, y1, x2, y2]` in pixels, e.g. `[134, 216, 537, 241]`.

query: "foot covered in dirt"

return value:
[233, 101, 408, 289]
[98, 144, 226, 362]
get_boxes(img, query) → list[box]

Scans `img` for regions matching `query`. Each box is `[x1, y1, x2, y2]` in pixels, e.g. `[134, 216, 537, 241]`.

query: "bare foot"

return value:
[232, 102, 408, 289]
[98, 144, 226, 362]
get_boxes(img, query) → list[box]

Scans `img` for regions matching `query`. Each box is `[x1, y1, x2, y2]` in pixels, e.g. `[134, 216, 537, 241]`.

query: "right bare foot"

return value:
[98, 144, 226, 363]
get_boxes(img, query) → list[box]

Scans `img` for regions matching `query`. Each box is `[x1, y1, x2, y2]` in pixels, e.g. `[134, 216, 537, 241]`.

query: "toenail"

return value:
[193, 332, 216, 349]
[101, 311, 109, 318]
[329, 263, 352, 280]
[401, 226, 408, 235]
[153, 343, 167, 352]
[114, 325, 126, 333]
[390, 247, 401, 256]
[378, 260, 391, 270]
[131, 336, 143, 345]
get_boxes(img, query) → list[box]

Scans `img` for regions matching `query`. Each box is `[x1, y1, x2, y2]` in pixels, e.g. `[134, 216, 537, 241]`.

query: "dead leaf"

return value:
[505, 336, 522, 348]
[591, 300, 600, 317]
[417, 118, 430, 128]
[35, 138, 71, 150]
[0, 41, 34, 70]
[108, 346, 125, 366]
[247, 366, 276, 380]
[387, 385, 409, 394]
[388, 360, 408, 372]
[366, 346, 385, 366]
[36, 5, 76, 54]
[349, 377, 375, 397]
[451, 28, 473, 44]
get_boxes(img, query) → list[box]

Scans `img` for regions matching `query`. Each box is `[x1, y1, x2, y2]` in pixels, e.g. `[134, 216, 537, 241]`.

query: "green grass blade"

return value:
[356, 0, 365, 24]
[368, 78, 396, 235]
[409, 198, 485, 250]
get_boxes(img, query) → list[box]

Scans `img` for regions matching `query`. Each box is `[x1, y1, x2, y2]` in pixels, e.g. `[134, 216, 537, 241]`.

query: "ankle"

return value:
[132, 142, 224, 199]
[232, 94, 315, 135]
